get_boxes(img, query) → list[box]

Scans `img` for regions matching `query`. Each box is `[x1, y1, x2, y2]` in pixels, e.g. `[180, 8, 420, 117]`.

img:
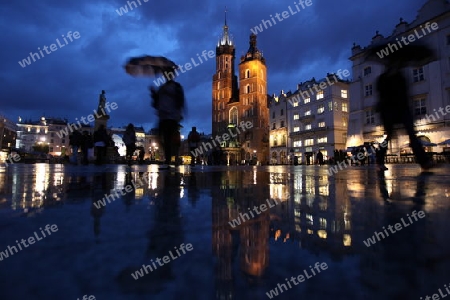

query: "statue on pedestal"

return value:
[97, 90, 107, 116]
[94, 90, 110, 131]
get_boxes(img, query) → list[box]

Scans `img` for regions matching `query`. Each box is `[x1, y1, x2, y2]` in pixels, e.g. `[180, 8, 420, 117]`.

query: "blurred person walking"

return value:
[316, 150, 324, 166]
[122, 123, 136, 166]
[187, 126, 200, 166]
[94, 124, 109, 165]
[69, 129, 83, 165]
[150, 72, 185, 169]
[375, 60, 432, 171]
[81, 130, 93, 165]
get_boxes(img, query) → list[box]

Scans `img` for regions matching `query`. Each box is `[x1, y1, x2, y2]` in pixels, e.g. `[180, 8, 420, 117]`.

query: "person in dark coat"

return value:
[187, 126, 200, 166]
[376, 60, 432, 171]
[150, 72, 185, 168]
[122, 123, 136, 165]
[316, 150, 324, 166]
[93, 124, 109, 165]
[81, 131, 93, 165]
[69, 130, 83, 164]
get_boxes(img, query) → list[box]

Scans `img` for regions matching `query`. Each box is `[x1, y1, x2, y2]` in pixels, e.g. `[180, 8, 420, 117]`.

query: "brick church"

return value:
[211, 15, 270, 164]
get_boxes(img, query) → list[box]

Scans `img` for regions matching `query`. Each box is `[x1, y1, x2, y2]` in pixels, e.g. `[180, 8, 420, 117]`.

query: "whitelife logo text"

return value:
[18, 31, 81, 68]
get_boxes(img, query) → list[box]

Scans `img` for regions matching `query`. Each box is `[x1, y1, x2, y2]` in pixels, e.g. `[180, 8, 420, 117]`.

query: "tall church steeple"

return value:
[212, 9, 238, 136]
[218, 8, 233, 47]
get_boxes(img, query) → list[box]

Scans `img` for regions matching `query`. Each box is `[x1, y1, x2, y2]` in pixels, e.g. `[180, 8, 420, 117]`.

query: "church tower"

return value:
[238, 33, 269, 163]
[212, 11, 238, 136]
[212, 15, 269, 164]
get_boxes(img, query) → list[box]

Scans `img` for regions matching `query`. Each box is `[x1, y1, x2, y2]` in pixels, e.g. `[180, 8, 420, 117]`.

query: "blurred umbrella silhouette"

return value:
[405, 140, 437, 147]
[124, 55, 178, 77]
[365, 41, 437, 67]
[438, 139, 450, 146]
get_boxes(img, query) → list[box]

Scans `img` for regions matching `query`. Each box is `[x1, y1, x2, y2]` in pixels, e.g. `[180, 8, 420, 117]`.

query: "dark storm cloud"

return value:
[0, 0, 427, 135]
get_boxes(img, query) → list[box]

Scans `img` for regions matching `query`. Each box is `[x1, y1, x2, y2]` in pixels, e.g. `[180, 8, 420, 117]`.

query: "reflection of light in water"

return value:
[148, 173, 158, 190]
[317, 230, 327, 239]
[343, 234, 351, 246]
[180, 187, 184, 199]
[253, 168, 257, 184]
[274, 229, 281, 241]
[33, 164, 49, 207]
[135, 188, 144, 199]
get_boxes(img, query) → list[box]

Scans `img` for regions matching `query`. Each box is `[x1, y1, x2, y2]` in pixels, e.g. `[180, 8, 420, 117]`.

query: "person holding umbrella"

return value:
[124, 55, 186, 169]
[150, 71, 185, 169]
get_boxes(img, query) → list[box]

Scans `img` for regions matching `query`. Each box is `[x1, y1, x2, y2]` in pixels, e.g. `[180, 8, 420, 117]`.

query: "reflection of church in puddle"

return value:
[211, 170, 358, 298]
[211, 170, 270, 298]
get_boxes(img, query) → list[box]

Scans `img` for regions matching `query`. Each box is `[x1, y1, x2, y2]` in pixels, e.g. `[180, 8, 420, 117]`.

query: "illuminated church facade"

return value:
[211, 17, 270, 164]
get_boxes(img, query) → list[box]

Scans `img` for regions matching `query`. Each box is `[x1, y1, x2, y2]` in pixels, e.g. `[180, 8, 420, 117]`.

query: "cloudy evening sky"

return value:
[0, 0, 426, 136]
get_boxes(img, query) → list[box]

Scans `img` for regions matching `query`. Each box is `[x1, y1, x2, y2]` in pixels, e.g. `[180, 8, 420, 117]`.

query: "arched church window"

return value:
[229, 107, 238, 125]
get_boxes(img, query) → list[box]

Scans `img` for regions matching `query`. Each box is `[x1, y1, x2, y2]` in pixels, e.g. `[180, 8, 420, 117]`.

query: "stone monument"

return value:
[94, 90, 110, 131]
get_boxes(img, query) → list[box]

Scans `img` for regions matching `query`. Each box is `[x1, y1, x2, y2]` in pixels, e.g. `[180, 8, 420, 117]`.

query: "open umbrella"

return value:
[124, 55, 178, 77]
[438, 139, 450, 146]
[365, 41, 437, 67]
[406, 140, 437, 148]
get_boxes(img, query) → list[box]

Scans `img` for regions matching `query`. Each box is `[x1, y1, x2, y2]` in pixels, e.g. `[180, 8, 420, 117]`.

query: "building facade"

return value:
[212, 18, 270, 164]
[268, 94, 289, 164]
[16, 117, 70, 156]
[281, 74, 350, 164]
[347, 0, 450, 153]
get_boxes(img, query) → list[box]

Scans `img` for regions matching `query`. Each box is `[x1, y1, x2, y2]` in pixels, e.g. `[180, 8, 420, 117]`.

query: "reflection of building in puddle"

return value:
[270, 171, 354, 260]
[10, 164, 65, 211]
[212, 170, 270, 298]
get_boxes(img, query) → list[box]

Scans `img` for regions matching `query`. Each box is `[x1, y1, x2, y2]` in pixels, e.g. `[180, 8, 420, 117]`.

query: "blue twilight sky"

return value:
[0, 0, 425, 136]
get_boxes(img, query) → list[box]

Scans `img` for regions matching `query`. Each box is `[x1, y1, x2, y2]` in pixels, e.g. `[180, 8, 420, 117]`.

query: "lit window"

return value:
[328, 101, 333, 111]
[342, 102, 348, 112]
[413, 67, 424, 82]
[317, 105, 325, 114]
[293, 140, 302, 147]
[365, 84, 373, 96]
[341, 90, 348, 98]
[293, 114, 299, 120]
[305, 123, 312, 130]
[318, 121, 325, 128]
[304, 138, 314, 146]
[316, 91, 324, 100]
[304, 97, 310, 104]
[304, 110, 311, 116]
[292, 101, 299, 107]
[317, 137, 327, 143]
[342, 117, 348, 127]
[293, 126, 300, 132]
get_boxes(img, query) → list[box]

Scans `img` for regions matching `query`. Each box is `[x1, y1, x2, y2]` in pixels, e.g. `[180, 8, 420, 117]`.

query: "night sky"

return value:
[1, 0, 425, 136]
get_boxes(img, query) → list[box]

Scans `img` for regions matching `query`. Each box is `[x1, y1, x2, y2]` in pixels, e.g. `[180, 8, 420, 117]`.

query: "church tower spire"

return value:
[218, 7, 233, 47]
[212, 9, 238, 136]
